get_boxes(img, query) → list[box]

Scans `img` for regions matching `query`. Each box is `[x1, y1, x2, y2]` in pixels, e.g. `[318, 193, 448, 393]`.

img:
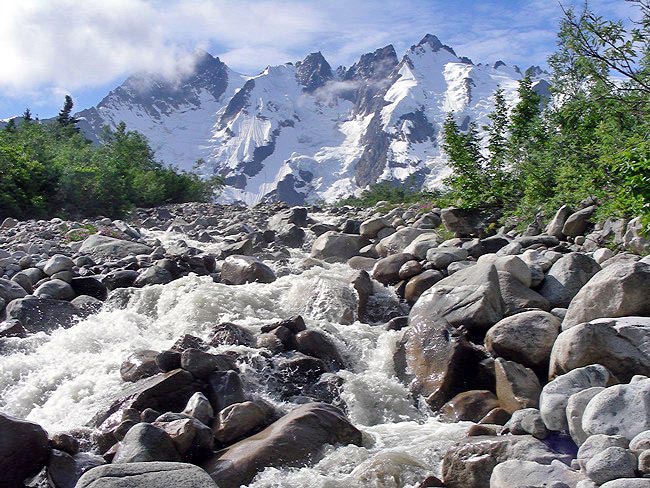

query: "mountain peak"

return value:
[414, 34, 457, 55]
[295, 51, 333, 92]
[343, 44, 398, 82]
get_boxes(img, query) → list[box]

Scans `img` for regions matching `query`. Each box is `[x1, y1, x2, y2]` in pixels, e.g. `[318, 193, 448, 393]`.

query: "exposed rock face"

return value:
[201, 403, 361, 487]
[563, 261, 650, 328]
[75, 462, 218, 488]
[550, 317, 650, 381]
[0, 413, 49, 488]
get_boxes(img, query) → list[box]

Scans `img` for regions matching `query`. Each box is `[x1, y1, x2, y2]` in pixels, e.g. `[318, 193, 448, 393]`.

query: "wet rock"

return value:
[0, 413, 49, 488]
[409, 262, 503, 332]
[494, 358, 541, 413]
[439, 390, 499, 422]
[76, 462, 217, 488]
[220, 255, 276, 285]
[5, 297, 81, 334]
[171, 334, 209, 352]
[102, 269, 139, 290]
[206, 371, 246, 413]
[261, 315, 307, 334]
[156, 350, 182, 372]
[154, 418, 214, 459]
[70, 277, 108, 301]
[181, 349, 235, 379]
[539, 253, 601, 308]
[550, 317, 650, 382]
[49, 432, 80, 455]
[563, 261, 650, 328]
[490, 459, 585, 488]
[120, 350, 162, 382]
[442, 435, 572, 488]
[208, 322, 254, 347]
[34, 278, 76, 300]
[212, 401, 268, 444]
[113, 423, 181, 463]
[294, 329, 344, 370]
[350, 270, 373, 320]
[182, 392, 214, 426]
[310, 232, 368, 261]
[585, 446, 636, 485]
[134, 266, 174, 287]
[582, 378, 650, 440]
[46, 450, 105, 488]
[79, 234, 153, 259]
[479, 408, 511, 425]
[0, 319, 27, 338]
[0, 277, 28, 303]
[539, 364, 613, 432]
[372, 253, 416, 285]
[485, 311, 560, 369]
[273, 353, 327, 397]
[202, 402, 362, 488]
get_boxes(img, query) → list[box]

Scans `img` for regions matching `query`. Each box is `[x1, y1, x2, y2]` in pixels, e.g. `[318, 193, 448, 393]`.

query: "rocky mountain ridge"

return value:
[68, 35, 549, 205]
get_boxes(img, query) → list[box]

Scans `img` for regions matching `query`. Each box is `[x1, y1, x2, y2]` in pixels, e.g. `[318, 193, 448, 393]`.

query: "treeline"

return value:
[0, 96, 222, 220]
[442, 0, 650, 228]
[345, 2, 649, 230]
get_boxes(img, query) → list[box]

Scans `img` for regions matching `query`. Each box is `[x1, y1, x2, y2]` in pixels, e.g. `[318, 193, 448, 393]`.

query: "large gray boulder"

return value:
[5, 297, 82, 334]
[545, 205, 570, 239]
[583, 378, 650, 441]
[562, 205, 596, 237]
[497, 271, 551, 314]
[310, 232, 368, 261]
[550, 317, 650, 381]
[201, 402, 361, 488]
[376, 227, 428, 256]
[403, 233, 441, 259]
[0, 278, 27, 303]
[442, 435, 573, 488]
[113, 423, 181, 463]
[567, 387, 606, 446]
[220, 255, 276, 285]
[79, 235, 153, 260]
[76, 462, 217, 488]
[495, 358, 541, 414]
[485, 311, 560, 369]
[490, 459, 585, 488]
[371, 253, 415, 285]
[34, 279, 76, 300]
[0, 413, 49, 488]
[539, 253, 601, 308]
[563, 261, 650, 328]
[585, 446, 636, 485]
[43, 254, 75, 276]
[409, 261, 503, 332]
[539, 364, 613, 432]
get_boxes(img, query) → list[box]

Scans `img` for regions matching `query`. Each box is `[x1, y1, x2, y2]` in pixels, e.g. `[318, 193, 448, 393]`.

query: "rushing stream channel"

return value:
[0, 225, 470, 487]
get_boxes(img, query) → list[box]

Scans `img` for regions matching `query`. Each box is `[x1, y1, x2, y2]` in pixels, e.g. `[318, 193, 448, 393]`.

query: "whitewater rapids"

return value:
[0, 231, 469, 487]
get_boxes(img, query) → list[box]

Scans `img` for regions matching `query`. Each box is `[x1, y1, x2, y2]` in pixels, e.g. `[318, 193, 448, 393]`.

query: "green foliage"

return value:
[437, 0, 650, 230]
[340, 179, 440, 209]
[0, 107, 222, 220]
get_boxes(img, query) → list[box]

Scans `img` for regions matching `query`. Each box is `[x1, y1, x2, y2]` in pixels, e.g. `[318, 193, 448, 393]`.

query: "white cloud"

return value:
[0, 0, 640, 101]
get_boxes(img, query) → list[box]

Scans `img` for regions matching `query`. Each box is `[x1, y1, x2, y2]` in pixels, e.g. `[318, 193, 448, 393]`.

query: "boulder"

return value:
[563, 262, 650, 328]
[567, 387, 606, 446]
[134, 266, 174, 287]
[585, 446, 636, 485]
[34, 278, 76, 300]
[220, 255, 276, 285]
[505, 408, 548, 439]
[75, 462, 217, 488]
[403, 233, 441, 259]
[310, 232, 368, 261]
[181, 349, 233, 379]
[113, 423, 181, 463]
[376, 228, 428, 256]
[497, 271, 551, 314]
[539, 253, 601, 308]
[206, 371, 246, 413]
[371, 253, 416, 285]
[631, 430, 650, 450]
[0, 413, 49, 488]
[359, 217, 389, 238]
[208, 322, 254, 347]
[182, 392, 214, 426]
[425, 247, 469, 270]
[79, 235, 153, 260]
[582, 378, 650, 441]
[0, 278, 27, 303]
[294, 329, 344, 370]
[5, 297, 81, 334]
[268, 207, 308, 230]
[409, 262, 503, 332]
[70, 277, 108, 301]
[485, 311, 560, 369]
[494, 358, 541, 413]
[350, 270, 373, 319]
[624, 216, 650, 254]
[404, 269, 444, 303]
[441, 435, 573, 488]
[539, 364, 613, 432]
[201, 403, 361, 488]
[490, 459, 585, 488]
[600, 480, 650, 488]
[546, 205, 570, 239]
[212, 401, 268, 444]
[120, 350, 162, 382]
[577, 434, 629, 467]
[439, 390, 499, 422]
[550, 317, 650, 382]
[43, 254, 75, 276]
[562, 205, 596, 237]
[441, 207, 487, 237]
[478, 254, 532, 287]
[46, 450, 105, 488]
[154, 418, 214, 459]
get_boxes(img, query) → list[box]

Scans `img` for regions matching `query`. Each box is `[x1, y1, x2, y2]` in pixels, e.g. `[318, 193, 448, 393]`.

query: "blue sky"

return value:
[0, 0, 638, 119]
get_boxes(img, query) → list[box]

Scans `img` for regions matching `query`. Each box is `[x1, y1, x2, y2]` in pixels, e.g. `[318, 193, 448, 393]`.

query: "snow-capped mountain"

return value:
[76, 35, 549, 205]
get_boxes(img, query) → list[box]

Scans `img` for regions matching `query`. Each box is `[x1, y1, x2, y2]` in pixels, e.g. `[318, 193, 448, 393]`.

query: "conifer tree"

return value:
[22, 108, 32, 122]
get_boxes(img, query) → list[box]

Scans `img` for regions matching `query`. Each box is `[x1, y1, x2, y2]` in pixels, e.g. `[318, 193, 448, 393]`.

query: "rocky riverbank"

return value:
[1, 200, 649, 487]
